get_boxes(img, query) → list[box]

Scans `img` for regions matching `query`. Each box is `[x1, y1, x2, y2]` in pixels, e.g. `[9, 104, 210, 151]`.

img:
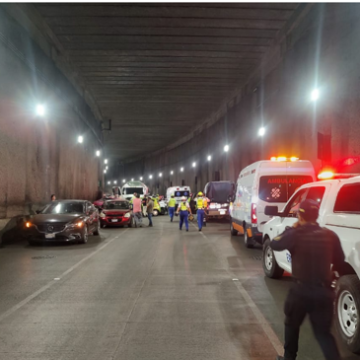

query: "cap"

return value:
[181, 196, 187, 201]
[298, 199, 319, 219]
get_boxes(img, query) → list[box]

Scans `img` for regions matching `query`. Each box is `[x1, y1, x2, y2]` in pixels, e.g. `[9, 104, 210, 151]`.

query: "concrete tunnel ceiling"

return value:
[35, 3, 299, 161]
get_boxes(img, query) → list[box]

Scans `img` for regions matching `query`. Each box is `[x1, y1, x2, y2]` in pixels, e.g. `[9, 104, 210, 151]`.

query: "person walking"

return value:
[167, 194, 176, 222]
[194, 192, 207, 231]
[142, 195, 148, 217]
[51, 194, 56, 201]
[146, 196, 154, 227]
[132, 193, 142, 228]
[270, 199, 345, 360]
[176, 196, 191, 231]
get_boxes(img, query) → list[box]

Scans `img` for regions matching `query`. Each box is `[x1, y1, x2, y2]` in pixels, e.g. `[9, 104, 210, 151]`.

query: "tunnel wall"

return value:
[0, 7, 103, 219]
[121, 3, 360, 196]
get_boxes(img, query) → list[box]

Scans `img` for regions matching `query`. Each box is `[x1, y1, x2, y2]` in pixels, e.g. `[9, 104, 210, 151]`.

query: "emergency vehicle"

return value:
[262, 173, 360, 353]
[230, 157, 315, 247]
[121, 181, 148, 201]
[166, 186, 191, 209]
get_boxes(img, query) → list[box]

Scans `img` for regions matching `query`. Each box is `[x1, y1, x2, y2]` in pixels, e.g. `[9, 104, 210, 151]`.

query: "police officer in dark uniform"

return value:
[270, 199, 345, 360]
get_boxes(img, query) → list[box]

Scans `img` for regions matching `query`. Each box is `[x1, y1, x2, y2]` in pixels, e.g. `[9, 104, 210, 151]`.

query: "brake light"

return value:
[251, 203, 257, 224]
[318, 171, 334, 180]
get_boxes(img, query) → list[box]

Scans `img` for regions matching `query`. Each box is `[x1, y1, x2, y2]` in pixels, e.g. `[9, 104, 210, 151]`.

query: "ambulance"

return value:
[230, 157, 315, 247]
[166, 186, 191, 209]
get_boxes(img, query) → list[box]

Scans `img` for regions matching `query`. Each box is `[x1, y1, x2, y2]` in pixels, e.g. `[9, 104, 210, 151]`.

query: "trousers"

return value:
[169, 207, 175, 221]
[197, 209, 205, 230]
[179, 210, 189, 230]
[284, 284, 341, 360]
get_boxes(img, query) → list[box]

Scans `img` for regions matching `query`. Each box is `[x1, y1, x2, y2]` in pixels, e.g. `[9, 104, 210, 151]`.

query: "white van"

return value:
[121, 181, 148, 201]
[230, 158, 315, 247]
[166, 186, 191, 208]
[262, 175, 360, 353]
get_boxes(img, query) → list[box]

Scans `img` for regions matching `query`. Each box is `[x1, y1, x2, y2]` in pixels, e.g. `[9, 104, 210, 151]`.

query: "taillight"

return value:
[251, 203, 257, 224]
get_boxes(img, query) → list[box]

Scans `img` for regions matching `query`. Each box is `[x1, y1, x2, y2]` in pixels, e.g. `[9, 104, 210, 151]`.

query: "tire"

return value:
[244, 226, 254, 248]
[335, 275, 360, 353]
[128, 217, 134, 228]
[80, 226, 88, 244]
[230, 221, 238, 236]
[153, 209, 159, 216]
[93, 220, 100, 236]
[262, 239, 284, 279]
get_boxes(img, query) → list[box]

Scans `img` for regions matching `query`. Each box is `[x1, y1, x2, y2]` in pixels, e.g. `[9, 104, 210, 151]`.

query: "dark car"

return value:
[26, 200, 100, 245]
[99, 199, 134, 228]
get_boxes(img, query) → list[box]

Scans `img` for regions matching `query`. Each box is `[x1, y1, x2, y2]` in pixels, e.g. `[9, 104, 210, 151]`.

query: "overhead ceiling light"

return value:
[180, 167, 184, 172]
[224, 145, 229, 152]
[149, 174, 153, 179]
[192, 162, 196, 168]
[170, 170, 174, 175]
[113, 180, 117, 184]
[122, 179, 126, 183]
[36, 104, 45, 117]
[159, 173, 162, 177]
[140, 177, 143, 181]
[107, 181, 111, 185]
[95, 150, 101, 157]
[258, 127, 266, 137]
[104, 159, 108, 164]
[207, 155, 212, 161]
[131, 178, 134, 181]
[77, 135, 83, 144]
[103, 169, 107, 174]
[311, 88, 320, 101]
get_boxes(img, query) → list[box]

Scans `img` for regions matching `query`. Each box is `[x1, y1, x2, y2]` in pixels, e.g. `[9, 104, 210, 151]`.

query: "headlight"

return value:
[67, 221, 84, 229]
[124, 212, 131, 218]
[100, 212, 106, 218]
[25, 222, 32, 228]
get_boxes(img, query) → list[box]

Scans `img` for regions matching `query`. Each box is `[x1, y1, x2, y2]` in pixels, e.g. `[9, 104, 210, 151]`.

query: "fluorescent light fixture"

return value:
[36, 104, 45, 116]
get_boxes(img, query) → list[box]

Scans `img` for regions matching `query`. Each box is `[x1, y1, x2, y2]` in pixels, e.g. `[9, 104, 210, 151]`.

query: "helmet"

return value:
[181, 196, 187, 201]
[198, 192, 203, 196]
[171, 194, 174, 197]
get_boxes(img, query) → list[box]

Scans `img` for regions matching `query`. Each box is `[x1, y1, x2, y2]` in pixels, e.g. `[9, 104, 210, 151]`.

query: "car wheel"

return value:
[262, 239, 283, 278]
[93, 220, 100, 236]
[244, 226, 254, 248]
[336, 275, 360, 353]
[128, 217, 134, 228]
[153, 209, 159, 216]
[230, 221, 238, 236]
[80, 226, 88, 244]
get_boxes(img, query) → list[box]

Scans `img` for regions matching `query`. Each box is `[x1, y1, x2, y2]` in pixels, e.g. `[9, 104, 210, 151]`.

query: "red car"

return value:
[93, 194, 115, 209]
[99, 199, 134, 228]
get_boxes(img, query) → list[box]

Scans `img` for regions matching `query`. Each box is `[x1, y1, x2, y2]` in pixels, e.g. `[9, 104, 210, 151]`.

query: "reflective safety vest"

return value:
[168, 198, 176, 207]
[197, 197, 207, 209]
[180, 202, 188, 211]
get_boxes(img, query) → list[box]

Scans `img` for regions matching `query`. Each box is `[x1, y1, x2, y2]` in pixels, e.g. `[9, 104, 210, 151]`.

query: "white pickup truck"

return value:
[261, 175, 360, 353]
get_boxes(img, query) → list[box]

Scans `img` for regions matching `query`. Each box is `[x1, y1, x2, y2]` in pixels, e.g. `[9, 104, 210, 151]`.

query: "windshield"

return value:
[104, 201, 130, 210]
[122, 187, 144, 195]
[174, 191, 190, 197]
[259, 175, 313, 203]
[41, 202, 84, 214]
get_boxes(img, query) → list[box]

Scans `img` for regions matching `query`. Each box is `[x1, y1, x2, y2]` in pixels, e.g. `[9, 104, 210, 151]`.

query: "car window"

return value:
[104, 201, 130, 210]
[285, 189, 308, 217]
[41, 202, 84, 214]
[306, 186, 326, 205]
[259, 176, 288, 203]
[334, 183, 360, 213]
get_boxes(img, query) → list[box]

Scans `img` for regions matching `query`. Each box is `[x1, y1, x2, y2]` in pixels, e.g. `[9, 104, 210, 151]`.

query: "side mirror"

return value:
[264, 205, 280, 217]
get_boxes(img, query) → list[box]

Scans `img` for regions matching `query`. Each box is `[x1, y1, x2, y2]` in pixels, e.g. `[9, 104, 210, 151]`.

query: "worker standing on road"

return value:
[132, 193, 142, 228]
[270, 199, 345, 360]
[195, 192, 207, 231]
[176, 196, 191, 231]
[167, 194, 176, 222]
[146, 196, 154, 227]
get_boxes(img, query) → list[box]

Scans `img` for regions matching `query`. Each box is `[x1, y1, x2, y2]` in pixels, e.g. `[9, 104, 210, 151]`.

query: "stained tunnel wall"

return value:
[0, 7, 102, 219]
[119, 3, 360, 196]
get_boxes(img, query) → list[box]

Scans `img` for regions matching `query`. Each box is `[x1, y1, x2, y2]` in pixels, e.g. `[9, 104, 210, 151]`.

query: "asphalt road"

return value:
[0, 216, 358, 360]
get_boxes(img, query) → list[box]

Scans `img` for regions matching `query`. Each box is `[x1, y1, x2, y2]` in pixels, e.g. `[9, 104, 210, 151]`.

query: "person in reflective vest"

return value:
[195, 192, 207, 231]
[167, 194, 177, 222]
[176, 196, 192, 231]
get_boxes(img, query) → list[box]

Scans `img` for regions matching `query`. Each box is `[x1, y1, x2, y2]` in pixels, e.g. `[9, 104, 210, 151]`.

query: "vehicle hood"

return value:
[102, 210, 130, 215]
[31, 214, 83, 224]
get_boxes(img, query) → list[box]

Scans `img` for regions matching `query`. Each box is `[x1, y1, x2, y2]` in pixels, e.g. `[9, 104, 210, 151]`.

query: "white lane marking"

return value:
[0, 231, 127, 323]
[191, 222, 283, 354]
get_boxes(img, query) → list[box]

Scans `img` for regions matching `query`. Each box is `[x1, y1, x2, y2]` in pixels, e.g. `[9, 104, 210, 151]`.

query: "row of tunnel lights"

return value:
[36, 88, 321, 184]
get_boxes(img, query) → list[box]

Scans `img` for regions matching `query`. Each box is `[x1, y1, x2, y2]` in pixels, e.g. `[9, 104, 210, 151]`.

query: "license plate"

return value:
[219, 210, 226, 215]
[45, 234, 55, 239]
[111, 219, 119, 222]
